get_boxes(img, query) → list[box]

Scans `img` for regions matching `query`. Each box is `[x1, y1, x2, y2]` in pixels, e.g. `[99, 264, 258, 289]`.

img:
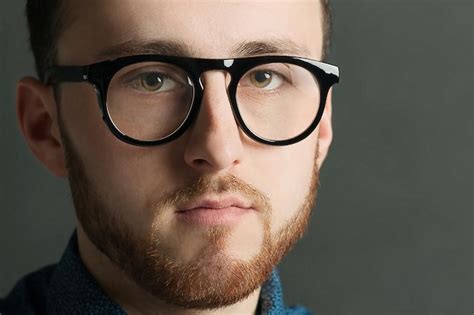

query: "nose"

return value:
[183, 70, 244, 173]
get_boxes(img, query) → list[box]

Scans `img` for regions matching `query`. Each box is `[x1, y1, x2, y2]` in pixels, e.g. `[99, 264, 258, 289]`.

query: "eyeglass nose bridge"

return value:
[195, 58, 236, 91]
[197, 70, 233, 91]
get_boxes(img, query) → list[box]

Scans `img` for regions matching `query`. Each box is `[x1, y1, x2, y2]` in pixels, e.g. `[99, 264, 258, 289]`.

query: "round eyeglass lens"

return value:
[236, 63, 321, 141]
[106, 62, 194, 141]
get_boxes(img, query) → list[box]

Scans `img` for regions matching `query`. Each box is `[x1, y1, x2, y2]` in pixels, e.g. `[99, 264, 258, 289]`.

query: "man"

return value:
[1, 0, 339, 314]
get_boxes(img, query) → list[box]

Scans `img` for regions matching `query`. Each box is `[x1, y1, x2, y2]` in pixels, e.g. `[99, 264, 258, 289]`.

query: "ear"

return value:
[316, 87, 334, 168]
[16, 77, 68, 177]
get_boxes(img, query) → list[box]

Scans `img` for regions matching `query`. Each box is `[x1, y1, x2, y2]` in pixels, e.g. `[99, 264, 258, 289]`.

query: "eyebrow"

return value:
[95, 38, 312, 61]
[231, 38, 311, 57]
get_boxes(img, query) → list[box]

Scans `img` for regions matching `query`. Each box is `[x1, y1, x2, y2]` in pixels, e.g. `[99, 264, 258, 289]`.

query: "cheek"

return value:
[60, 84, 168, 222]
[256, 134, 318, 235]
[60, 83, 110, 149]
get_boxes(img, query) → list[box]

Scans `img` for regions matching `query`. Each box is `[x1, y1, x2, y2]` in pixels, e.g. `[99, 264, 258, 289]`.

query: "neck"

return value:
[76, 224, 261, 315]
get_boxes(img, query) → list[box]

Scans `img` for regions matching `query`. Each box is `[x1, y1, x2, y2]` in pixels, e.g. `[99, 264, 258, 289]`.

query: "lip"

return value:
[176, 195, 255, 226]
[178, 195, 253, 212]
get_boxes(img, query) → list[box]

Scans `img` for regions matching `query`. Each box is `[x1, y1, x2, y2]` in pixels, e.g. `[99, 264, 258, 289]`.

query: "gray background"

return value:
[1, 1, 472, 314]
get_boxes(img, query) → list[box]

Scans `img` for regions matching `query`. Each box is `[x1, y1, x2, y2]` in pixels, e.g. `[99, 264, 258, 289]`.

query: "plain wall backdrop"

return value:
[1, 1, 472, 314]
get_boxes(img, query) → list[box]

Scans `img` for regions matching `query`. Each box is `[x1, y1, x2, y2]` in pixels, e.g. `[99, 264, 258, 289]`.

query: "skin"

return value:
[16, 0, 333, 314]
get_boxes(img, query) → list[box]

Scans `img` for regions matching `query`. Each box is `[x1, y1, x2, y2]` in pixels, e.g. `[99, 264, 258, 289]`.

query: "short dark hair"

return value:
[26, 0, 65, 83]
[26, 0, 333, 82]
[321, 0, 333, 59]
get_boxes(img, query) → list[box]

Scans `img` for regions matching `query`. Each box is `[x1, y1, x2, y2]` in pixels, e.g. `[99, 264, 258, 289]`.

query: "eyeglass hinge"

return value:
[82, 65, 90, 81]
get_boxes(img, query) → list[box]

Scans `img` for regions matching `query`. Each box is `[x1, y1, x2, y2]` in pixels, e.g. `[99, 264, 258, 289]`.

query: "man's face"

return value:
[55, 0, 328, 309]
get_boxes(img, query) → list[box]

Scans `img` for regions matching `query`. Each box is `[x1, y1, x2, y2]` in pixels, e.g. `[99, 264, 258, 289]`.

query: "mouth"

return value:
[176, 195, 256, 226]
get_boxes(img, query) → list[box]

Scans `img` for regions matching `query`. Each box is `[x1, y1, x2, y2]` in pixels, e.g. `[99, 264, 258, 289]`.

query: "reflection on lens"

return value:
[237, 63, 321, 141]
[107, 62, 194, 141]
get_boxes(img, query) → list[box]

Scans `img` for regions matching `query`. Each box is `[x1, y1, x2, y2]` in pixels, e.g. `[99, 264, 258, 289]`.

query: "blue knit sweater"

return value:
[0, 230, 312, 314]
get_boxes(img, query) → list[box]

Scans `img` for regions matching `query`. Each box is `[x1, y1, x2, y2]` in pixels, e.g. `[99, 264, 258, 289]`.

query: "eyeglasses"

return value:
[45, 54, 340, 146]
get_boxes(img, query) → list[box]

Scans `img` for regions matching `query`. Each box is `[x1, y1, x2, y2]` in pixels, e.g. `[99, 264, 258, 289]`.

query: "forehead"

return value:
[58, 0, 323, 64]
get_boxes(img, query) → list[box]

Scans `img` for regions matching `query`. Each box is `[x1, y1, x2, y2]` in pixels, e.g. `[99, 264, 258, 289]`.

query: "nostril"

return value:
[193, 159, 205, 166]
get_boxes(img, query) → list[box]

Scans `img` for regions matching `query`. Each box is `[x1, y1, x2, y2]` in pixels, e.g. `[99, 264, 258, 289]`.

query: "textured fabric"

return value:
[0, 230, 312, 314]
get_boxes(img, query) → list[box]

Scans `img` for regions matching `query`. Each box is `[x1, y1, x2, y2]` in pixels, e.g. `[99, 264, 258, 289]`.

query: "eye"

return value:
[140, 73, 163, 91]
[131, 72, 177, 93]
[248, 70, 283, 90]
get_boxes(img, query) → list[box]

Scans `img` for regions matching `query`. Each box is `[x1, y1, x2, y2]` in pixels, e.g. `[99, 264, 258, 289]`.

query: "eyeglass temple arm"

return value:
[44, 65, 90, 85]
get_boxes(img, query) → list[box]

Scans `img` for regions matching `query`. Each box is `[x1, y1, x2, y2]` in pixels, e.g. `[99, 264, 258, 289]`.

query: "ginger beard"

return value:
[60, 121, 320, 309]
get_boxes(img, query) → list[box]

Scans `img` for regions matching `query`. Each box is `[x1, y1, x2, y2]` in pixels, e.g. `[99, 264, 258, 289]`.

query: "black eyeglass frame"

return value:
[45, 54, 340, 146]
